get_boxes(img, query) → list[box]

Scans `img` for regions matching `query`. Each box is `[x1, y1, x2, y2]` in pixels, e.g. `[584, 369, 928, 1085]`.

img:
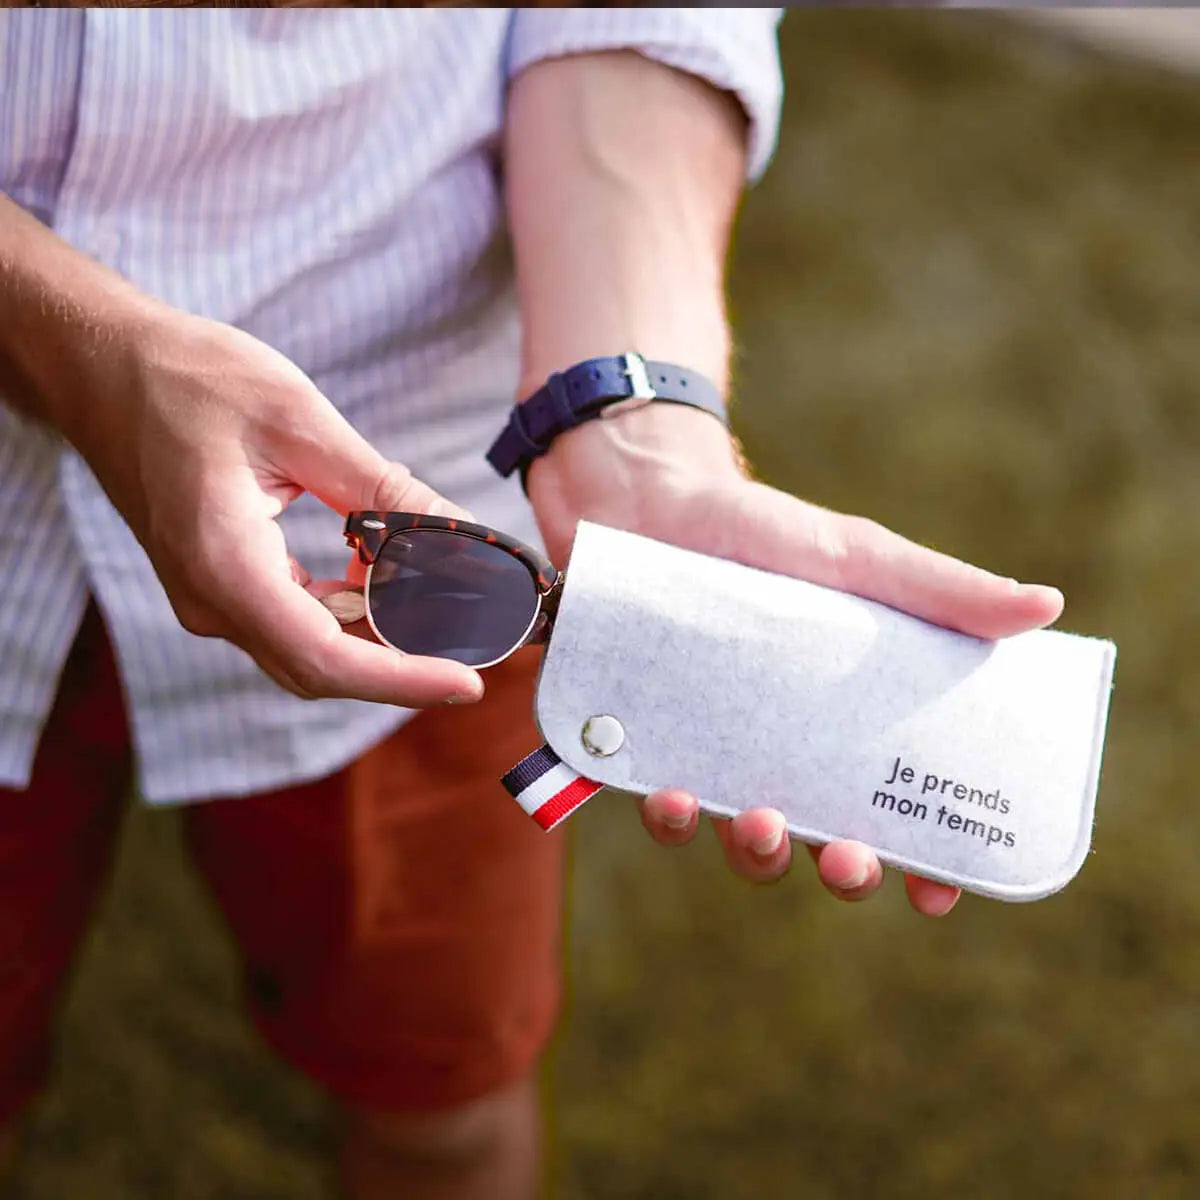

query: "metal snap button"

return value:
[581, 714, 624, 757]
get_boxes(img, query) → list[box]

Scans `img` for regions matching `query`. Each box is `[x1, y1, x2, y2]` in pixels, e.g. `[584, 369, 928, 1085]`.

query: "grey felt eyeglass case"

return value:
[534, 522, 1117, 902]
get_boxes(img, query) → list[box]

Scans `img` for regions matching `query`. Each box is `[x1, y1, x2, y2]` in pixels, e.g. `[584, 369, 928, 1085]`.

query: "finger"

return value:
[716, 482, 1064, 640]
[639, 789, 701, 845]
[254, 590, 483, 705]
[281, 396, 474, 521]
[288, 556, 311, 586]
[203, 517, 485, 706]
[805, 842, 960, 913]
[903, 872, 962, 917]
[809, 840, 886, 902]
[714, 808, 793, 883]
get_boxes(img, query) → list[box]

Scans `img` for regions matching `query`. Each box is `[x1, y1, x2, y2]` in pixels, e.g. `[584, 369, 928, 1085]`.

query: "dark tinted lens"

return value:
[367, 530, 540, 667]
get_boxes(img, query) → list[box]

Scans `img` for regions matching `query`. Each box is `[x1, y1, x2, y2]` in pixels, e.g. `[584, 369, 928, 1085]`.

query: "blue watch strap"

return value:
[486, 352, 725, 481]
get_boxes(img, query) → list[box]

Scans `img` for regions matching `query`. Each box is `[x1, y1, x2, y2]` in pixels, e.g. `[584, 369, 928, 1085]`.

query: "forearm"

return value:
[505, 50, 748, 401]
[0, 194, 158, 446]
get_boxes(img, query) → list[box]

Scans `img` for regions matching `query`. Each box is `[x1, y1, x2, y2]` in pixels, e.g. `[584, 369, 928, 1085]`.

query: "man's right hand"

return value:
[0, 197, 484, 707]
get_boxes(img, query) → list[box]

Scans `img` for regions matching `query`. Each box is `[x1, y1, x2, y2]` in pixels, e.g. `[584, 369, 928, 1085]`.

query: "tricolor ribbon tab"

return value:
[502, 744, 604, 831]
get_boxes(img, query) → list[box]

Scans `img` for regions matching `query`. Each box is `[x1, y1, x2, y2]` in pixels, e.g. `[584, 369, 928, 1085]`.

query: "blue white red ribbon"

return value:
[502, 744, 604, 831]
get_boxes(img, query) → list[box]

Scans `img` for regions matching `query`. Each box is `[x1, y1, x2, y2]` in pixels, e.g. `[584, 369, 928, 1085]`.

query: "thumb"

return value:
[350, 460, 475, 523]
[284, 394, 472, 520]
[712, 480, 1064, 641]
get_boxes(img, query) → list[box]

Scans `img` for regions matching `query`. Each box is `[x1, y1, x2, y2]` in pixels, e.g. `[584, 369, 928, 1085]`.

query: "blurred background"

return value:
[7, 10, 1200, 1199]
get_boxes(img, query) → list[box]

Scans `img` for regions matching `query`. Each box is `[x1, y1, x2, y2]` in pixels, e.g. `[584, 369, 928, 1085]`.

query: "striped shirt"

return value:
[0, 7, 783, 804]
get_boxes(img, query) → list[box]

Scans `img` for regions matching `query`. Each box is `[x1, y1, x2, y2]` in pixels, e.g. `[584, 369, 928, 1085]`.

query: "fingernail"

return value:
[1017, 580, 1063, 603]
[927, 891, 959, 917]
[831, 861, 870, 890]
[749, 815, 786, 857]
[662, 808, 693, 830]
[451, 681, 485, 704]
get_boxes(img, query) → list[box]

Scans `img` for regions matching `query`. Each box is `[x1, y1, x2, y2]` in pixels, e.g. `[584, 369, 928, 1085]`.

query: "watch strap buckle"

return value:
[623, 351, 657, 401]
[600, 352, 658, 420]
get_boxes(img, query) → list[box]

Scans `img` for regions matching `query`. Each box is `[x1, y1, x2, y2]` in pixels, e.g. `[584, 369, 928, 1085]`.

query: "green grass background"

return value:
[8, 13, 1200, 1199]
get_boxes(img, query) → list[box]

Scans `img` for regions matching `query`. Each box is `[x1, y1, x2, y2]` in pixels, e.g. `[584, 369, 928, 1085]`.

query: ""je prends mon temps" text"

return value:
[872, 756, 1017, 849]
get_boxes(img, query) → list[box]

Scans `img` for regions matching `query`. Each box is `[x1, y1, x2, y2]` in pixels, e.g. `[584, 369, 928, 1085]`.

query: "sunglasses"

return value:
[323, 511, 563, 668]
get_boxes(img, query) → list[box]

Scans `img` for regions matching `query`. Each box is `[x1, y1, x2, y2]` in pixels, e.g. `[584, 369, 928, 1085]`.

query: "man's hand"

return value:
[0, 197, 484, 707]
[92, 314, 487, 706]
[527, 403, 1065, 916]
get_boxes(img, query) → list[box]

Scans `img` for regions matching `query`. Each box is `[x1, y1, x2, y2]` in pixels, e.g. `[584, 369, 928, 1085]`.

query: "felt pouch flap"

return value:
[534, 522, 1116, 902]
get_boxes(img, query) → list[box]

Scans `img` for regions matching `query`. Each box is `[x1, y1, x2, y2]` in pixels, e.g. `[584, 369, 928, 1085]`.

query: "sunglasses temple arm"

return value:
[523, 614, 551, 646]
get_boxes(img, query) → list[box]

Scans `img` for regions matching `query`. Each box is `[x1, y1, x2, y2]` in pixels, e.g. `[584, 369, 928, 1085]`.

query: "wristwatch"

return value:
[485, 352, 726, 484]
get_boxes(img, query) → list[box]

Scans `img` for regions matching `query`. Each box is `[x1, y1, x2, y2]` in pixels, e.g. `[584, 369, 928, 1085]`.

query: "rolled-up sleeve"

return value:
[505, 7, 784, 182]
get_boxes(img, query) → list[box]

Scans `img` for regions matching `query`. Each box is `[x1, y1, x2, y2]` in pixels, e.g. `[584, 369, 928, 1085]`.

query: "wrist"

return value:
[32, 293, 164, 458]
[493, 351, 736, 488]
[524, 399, 745, 569]
[528, 398, 744, 498]
[0, 199, 164, 444]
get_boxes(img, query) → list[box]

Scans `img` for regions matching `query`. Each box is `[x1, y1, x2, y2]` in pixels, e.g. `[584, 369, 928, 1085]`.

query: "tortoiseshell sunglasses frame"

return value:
[343, 510, 564, 665]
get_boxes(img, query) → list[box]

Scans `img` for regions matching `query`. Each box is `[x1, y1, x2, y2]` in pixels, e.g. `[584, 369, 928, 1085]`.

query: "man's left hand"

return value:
[526, 403, 1064, 917]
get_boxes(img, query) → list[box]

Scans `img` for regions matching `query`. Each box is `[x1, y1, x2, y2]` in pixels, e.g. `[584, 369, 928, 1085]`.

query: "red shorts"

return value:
[0, 605, 564, 1125]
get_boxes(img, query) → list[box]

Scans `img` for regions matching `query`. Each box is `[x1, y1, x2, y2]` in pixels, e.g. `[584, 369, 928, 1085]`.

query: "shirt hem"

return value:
[136, 705, 414, 808]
